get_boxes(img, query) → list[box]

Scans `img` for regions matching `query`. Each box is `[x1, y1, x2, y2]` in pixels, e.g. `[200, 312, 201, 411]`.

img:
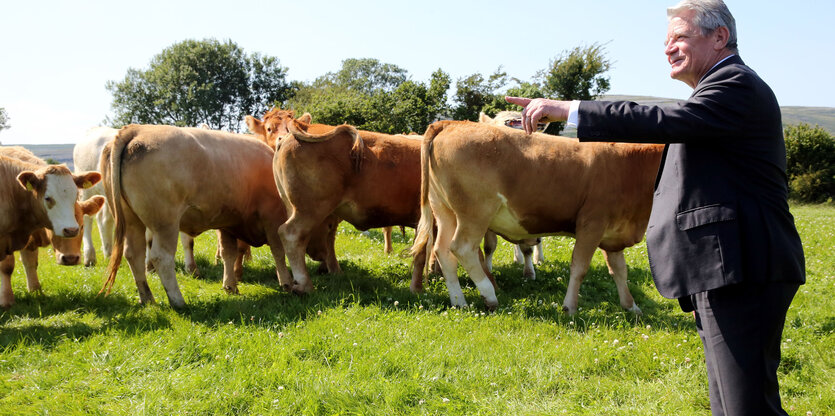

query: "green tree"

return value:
[541, 43, 612, 101]
[509, 42, 612, 134]
[451, 69, 509, 121]
[784, 123, 835, 203]
[106, 39, 293, 132]
[0, 107, 9, 133]
[289, 59, 450, 135]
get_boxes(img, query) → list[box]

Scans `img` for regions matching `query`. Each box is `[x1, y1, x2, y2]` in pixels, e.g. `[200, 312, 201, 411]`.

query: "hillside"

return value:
[17, 143, 76, 170]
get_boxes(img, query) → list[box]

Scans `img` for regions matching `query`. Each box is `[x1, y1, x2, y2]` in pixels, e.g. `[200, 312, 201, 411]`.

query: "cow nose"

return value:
[60, 254, 80, 265]
[62, 227, 79, 237]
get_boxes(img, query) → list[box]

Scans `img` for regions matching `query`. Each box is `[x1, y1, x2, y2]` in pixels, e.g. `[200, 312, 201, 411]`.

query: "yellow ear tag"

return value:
[26, 182, 34, 191]
[83, 181, 93, 189]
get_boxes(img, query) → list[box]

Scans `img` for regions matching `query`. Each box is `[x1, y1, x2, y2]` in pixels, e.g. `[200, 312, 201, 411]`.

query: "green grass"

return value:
[1, 205, 833, 415]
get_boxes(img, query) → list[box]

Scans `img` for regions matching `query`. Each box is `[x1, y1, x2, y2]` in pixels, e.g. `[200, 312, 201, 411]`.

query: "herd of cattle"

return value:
[0, 109, 663, 314]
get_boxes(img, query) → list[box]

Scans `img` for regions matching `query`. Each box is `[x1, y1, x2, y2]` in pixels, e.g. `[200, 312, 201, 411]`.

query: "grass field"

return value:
[0, 204, 832, 415]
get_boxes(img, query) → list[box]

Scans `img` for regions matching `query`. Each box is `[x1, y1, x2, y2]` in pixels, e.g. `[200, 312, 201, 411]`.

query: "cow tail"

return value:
[346, 126, 365, 173]
[409, 122, 444, 274]
[100, 125, 135, 295]
[287, 122, 364, 172]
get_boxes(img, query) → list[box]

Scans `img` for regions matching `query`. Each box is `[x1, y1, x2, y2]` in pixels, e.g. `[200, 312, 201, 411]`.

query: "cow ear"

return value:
[478, 112, 492, 123]
[298, 113, 312, 124]
[74, 171, 101, 189]
[81, 195, 106, 215]
[245, 115, 265, 136]
[17, 171, 41, 192]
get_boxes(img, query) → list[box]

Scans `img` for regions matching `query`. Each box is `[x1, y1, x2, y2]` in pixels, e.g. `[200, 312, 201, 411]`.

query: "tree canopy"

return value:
[106, 39, 293, 132]
[105, 41, 613, 136]
[288, 58, 450, 135]
[0, 108, 9, 134]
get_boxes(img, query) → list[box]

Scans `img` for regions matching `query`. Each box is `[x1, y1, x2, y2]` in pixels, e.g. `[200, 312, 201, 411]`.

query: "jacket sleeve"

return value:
[577, 68, 771, 144]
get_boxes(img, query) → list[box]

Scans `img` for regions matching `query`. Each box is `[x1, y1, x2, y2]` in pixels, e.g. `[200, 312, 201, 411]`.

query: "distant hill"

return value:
[602, 95, 835, 134]
[6, 144, 76, 170]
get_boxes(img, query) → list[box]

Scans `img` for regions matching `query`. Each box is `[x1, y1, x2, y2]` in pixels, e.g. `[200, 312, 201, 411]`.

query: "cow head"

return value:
[480, 111, 550, 133]
[17, 166, 102, 238]
[48, 195, 106, 265]
[246, 108, 312, 150]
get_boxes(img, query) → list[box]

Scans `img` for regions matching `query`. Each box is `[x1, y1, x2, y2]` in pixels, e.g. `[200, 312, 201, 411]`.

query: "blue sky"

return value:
[1, 0, 832, 145]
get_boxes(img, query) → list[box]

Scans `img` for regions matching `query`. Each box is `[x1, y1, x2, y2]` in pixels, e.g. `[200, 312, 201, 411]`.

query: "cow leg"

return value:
[433, 204, 467, 308]
[144, 229, 155, 274]
[603, 249, 641, 314]
[146, 226, 185, 309]
[278, 216, 319, 295]
[82, 212, 97, 267]
[517, 240, 537, 280]
[214, 230, 223, 265]
[234, 241, 251, 282]
[450, 224, 498, 311]
[1, 255, 15, 309]
[265, 228, 292, 290]
[383, 226, 394, 254]
[97, 205, 115, 265]
[533, 239, 545, 265]
[122, 220, 155, 305]
[482, 231, 498, 272]
[322, 218, 341, 274]
[218, 231, 241, 294]
[513, 244, 525, 265]
[19, 246, 41, 293]
[180, 232, 198, 276]
[409, 239, 428, 293]
[562, 231, 602, 315]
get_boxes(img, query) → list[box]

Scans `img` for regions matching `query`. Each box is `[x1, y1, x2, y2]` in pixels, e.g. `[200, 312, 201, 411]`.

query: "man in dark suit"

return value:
[506, 1, 805, 414]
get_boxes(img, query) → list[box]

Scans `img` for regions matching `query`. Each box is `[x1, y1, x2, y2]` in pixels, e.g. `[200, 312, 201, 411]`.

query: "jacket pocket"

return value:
[675, 203, 736, 231]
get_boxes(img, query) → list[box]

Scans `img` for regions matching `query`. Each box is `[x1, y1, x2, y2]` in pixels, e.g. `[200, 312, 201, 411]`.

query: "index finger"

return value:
[505, 96, 532, 108]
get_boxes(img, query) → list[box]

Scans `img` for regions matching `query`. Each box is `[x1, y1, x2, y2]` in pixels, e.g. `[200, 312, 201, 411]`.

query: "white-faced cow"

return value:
[246, 109, 427, 295]
[411, 120, 663, 314]
[100, 124, 340, 308]
[1, 149, 102, 308]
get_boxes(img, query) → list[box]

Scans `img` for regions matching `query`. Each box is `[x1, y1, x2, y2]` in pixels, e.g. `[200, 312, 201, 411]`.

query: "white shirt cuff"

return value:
[565, 100, 580, 128]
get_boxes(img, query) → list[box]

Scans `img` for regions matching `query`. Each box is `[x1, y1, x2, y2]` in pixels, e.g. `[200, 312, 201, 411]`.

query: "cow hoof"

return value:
[291, 282, 313, 295]
[627, 303, 643, 315]
[561, 305, 578, 315]
[409, 283, 425, 294]
[84, 260, 96, 267]
[482, 296, 498, 312]
[223, 285, 239, 295]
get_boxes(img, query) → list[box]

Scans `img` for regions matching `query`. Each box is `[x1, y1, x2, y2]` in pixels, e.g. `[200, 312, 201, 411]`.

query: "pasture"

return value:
[0, 204, 832, 415]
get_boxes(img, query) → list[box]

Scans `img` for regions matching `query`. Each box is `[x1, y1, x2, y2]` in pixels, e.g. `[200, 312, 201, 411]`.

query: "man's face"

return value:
[665, 10, 722, 88]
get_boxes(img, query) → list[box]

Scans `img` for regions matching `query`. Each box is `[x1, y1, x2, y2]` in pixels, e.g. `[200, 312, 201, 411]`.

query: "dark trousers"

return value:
[690, 282, 799, 416]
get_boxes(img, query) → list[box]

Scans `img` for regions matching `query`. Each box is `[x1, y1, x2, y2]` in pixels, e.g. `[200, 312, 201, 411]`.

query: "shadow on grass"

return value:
[0, 250, 695, 350]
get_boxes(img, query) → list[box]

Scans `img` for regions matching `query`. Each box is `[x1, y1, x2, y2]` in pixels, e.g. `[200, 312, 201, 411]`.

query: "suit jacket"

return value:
[576, 55, 805, 302]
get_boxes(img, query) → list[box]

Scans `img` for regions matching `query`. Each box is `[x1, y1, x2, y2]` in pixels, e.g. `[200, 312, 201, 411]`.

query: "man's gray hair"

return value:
[668, 0, 738, 53]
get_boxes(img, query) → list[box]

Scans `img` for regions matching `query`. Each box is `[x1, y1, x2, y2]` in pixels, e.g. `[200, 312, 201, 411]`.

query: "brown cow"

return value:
[246, 110, 406, 256]
[100, 124, 340, 308]
[411, 120, 663, 314]
[247, 110, 426, 294]
[0, 151, 102, 308]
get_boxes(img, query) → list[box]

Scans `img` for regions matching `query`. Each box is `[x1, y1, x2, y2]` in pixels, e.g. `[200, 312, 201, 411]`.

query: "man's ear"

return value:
[17, 171, 40, 192]
[713, 26, 730, 50]
[74, 171, 101, 189]
[246, 115, 265, 136]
